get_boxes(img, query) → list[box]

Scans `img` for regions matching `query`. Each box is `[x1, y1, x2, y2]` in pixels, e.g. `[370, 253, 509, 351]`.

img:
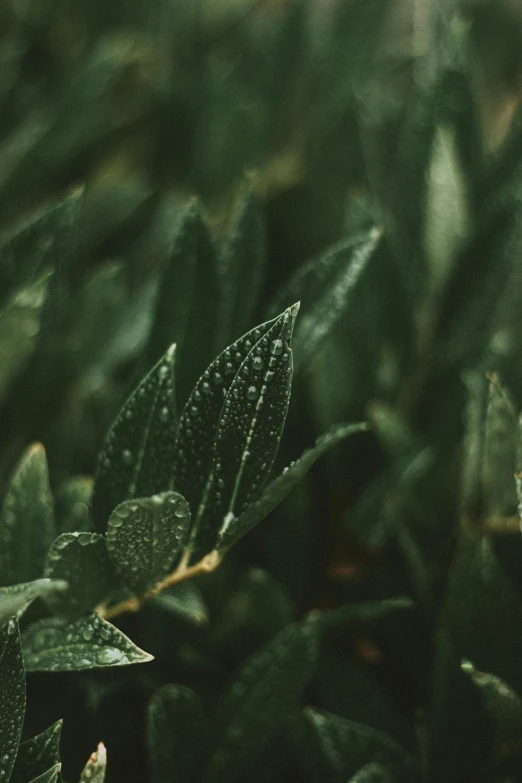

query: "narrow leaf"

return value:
[0, 443, 55, 585]
[11, 721, 62, 783]
[79, 743, 106, 783]
[303, 708, 416, 782]
[0, 579, 68, 625]
[0, 620, 25, 783]
[206, 622, 317, 782]
[44, 533, 114, 619]
[107, 492, 190, 596]
[216, 189, 266, 351]
[26, 764, 61, 783]
[173, 312, 282, 557]
[269, 228, 381, 371]
[348, 764, 395, 782]
[146, 201, 220, 403]
[91, 343, 177, 533]
[148, 685, 209, 783]
[308, 597, 413, 635]
[218, 422, 367, 550]
[482, 373, 518, 517]
[22, 612, 153, 672]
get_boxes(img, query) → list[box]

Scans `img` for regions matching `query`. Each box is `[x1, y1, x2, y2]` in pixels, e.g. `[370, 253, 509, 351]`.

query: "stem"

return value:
[99, 550, 222, 622]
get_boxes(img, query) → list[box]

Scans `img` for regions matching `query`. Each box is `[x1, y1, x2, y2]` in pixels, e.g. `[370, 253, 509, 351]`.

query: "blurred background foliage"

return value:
[3, 0, 522, 780]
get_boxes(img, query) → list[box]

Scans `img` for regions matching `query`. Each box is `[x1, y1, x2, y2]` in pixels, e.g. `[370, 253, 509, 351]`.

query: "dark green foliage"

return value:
[2, 0, 522, 781]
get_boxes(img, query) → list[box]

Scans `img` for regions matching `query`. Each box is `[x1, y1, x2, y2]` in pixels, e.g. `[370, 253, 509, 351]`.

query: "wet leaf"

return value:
[218, 422, 367, 550]
[11, 721, 62, 783]
[347, 764, 395, 782]
[269, 228, 381, 371]
[22, 612, 153, 672]
[184, 305, 298, 559]
[205, 622, 317, 782]
[0, 619, 25, 783]
[146, 201, 220, 403]
[0, 443, 55, 585]
[482, 373, 518, 517]
[79, 743, 106, 783]
[91, 343, 177, 533]
[26, 764, 61, 783]
[107, 492, 190, 596]
[216, 189, 266, 351]
[148, 684, 209, 783]
[0, 579, 68, 625]
[44, 533, 114, 619]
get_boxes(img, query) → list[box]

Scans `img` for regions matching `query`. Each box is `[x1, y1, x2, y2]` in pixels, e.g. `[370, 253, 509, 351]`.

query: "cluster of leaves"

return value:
[3, 0, 522, 782]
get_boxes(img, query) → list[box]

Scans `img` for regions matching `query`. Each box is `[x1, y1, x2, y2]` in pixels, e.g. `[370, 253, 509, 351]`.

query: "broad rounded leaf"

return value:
[45, 533, 114, 618]
[0, 579, 68, 625]
[22, 612, 153, 672]
[91, 343, 177, 532]
[107, 492, 190, 596]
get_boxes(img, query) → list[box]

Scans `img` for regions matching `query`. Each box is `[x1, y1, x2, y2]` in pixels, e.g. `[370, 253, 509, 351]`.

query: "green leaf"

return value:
[10, 721, 62, 783]
[79, 743, 106, 783]
[302, 708, 416, 782]
[481, 373, 518, 517]
[0, 619, 25, 782]
[0, 443, 56, 585]
[149, 582, 208, 626]
[216, 189, 266, 351]
[269, 229, 381, 371]
[461, 371, 488, 520]
[175, 304, 298, 559]
[0, 579, 68, 625]
[55, 476, 93, 535]
[107, 492, 190, 596]
[44, 533, 114, 619]
[205, 622, 317, 782]
[0, 271, 51, 405]
[91, 343, 177, 533]
[26, 764, 61, 783]
[148, 684, 209, 783]
[218, 422, 367, 550]
[307, 597, 413, 635]
[347, 764, 395, 782]
[22, 612, 153, 672]
[146, 201, 220, 403]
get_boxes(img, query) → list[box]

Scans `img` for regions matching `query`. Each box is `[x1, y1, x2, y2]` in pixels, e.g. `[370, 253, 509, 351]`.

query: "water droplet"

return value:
[174, 502, 188, 519]
[158, 365, 169, 380]
[122, 449, 133, 466]
[270, 339, 283, 356]
[82, 626, 94, 641]
[7, 620, 16, 636]
[281, 353, 289, 362]
[246, 386, 258, 400]
[202, 382, 211, 396]
[160, 406, 169, 421]
[97, 648, 124, 665]
[252, 356, 263, 371]
[225, 362, 235, 375]
[265, 370, 275, 383]
[214, 372, 223, 385]
[194, 390, 202, 402]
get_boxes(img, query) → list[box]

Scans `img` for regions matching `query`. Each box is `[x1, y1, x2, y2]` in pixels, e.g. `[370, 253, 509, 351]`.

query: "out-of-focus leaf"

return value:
[149, 582, 208, 626]
[0, 579, 68, 625]
[91, 343, 177, 532]
[0, 271, 51, 404]
[347, 764, 395, 782]
[10, 721, 62, 783]
[481, 373, 518, 517]
[55, 476, 93, 535]
[107, 492, 190, 596]
[79, 743, 106, 783]
[301, 708, 417, 782]
[146, 201, 220, 403]
[44, 533, 114, 619]
[308, 597, 413, 635]
[269, 228, 381, 371]
[0, 443, 55, 585]
[22, 612, 153, 672]
[0, 619, 25, 782]
[216, 189, 266, 351]
[175, 305, 298, 560]
[461, 370, 488, 521]
[148, 684, 209, 783]
[205, 622, 317, 782]
[218, 423, 367, 551]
